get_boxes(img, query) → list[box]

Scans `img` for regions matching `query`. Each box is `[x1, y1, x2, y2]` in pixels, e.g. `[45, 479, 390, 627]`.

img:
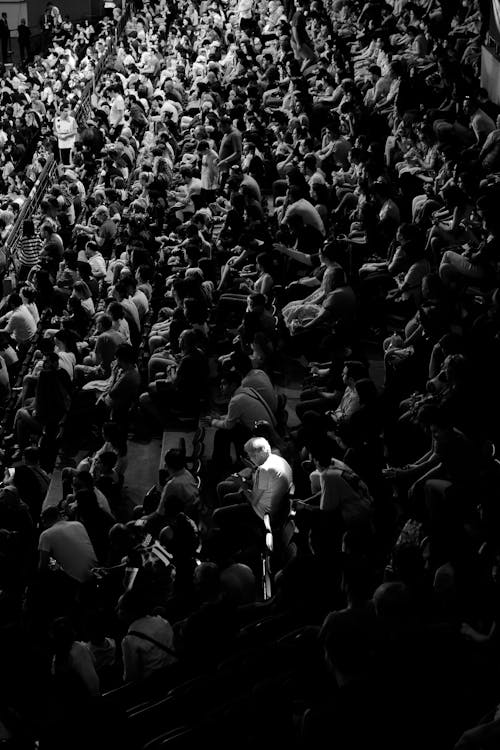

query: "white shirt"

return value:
[88, 252, 107, 278]
[5, 304, 37, 342]
[253, 453, 293, 520]
[109, 94, 125, 127]
[54, 115, 77, 149]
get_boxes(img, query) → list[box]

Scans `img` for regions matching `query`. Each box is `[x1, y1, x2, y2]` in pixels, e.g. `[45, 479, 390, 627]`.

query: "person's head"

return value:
[443, 352, 469, 388]
[244, 436, 272, 467]
[40, 504, 62, 529]
[417, 403, 454, 442]
[115, 343, 137, 369]
[75, 488, 100, 517]
[22, 218, 35, 238]
[319, 240, 341, 267]
[220, 563, 256, 605]
[97, 313, 112, 333]
[342, 360, 368, 387]
[247, 292, 266, 314]
[193, 562, 221, 600]
[231, 350, 253, 377]
[59, 103, 71, 120]
[220, 115, 232, 133]
[310, 445, 333, 471]
[7, 292, 22, 310]
[463, 96, 478, 116]
[95, 451, 117, 475]
[368, 64, 381, 85]
[108, 301, 124, 321]
[72, 280, 91, 301]
[164, 448, 185, 475]
[220, 369, 241, 398]
[85, 241, 99, 258]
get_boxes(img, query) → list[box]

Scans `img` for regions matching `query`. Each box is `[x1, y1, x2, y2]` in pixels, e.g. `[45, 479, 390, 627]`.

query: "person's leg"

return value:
[407, 464, 444, 518]
[148, 334, 168, 354]
[439, 251, 484, 286]
[15, 408, 42, 448]
[296, 395, 339, 422]
[138, 391, 164, 432]
[59, 148, 71, 166]
[148, 355, 176, 382]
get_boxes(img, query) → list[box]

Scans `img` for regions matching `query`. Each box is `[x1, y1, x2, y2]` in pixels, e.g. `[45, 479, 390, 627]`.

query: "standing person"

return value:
[41, 2, 61, 53]
[109, 86, 126, 135]
[218, 115, 242, 190]
[197, 139, 219, 205]
[17, 19, 31, 64]
[0, 12, 10, 62]
[16, 219, 42, 281]
[54, 104, 77, 167]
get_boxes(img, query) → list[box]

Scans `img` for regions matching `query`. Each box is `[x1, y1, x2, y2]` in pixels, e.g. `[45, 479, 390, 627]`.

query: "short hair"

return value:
[344, 360, 368, 381]
[8, 293, 22, 308]
[86, 241, 99, 254]
[98, 313, 112, 331]
[244, 436, 271, 456]
[97, 451, 117, 470]
[116, 343, 137, 365]
[310, 445, 333, 468]
[74, 470, 95, 488]
[249, 292, 266, 307]
[164, 448, 185, 472]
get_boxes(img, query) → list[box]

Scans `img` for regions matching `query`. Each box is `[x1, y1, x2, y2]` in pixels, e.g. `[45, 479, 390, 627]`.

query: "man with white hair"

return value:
[213, 437, 293, 541]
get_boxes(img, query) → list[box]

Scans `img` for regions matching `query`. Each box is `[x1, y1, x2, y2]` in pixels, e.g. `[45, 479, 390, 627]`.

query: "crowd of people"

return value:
[0, 7, 124, 250]
[2, 0, 500, 747]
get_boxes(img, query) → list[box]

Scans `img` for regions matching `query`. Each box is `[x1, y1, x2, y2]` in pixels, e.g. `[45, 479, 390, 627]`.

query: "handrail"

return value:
[75, 35, 115, 128]
[4, 4, 132, 272]
[4, 156, 57, 267]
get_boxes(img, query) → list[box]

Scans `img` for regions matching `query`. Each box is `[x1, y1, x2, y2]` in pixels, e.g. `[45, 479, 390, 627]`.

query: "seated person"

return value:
[213, 437, 293, 546]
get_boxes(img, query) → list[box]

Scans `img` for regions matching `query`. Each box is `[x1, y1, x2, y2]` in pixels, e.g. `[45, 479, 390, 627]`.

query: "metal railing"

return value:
[4, 4, 132, 271]
[75, 36, 116, 128]
[4, 156, 57, 266]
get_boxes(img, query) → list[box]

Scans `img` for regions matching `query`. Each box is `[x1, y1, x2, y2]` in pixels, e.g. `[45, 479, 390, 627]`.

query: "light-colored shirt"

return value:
[122, 615, 176, 683]
[223, 386, 277, 431]
[253, 453, 293, 520]
[39, 520, 98, 582]
[311, 459, 372, 525]
[5, 304, 37, 342]
[284, 198, 325, 236]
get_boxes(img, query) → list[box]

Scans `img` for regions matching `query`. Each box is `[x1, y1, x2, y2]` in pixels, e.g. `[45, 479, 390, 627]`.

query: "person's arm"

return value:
[73, 645, 100, 697]
[461, 622, 496, 644]
[212, 397, 240, 430]
[297, 307, 330, 331]
[121, 636, 140, 682]
[38, 548, 50, 573]
[273, 243, 314, 266]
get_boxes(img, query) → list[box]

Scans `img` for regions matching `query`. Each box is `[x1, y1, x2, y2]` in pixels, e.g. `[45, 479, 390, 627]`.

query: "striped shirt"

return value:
[18, 236, 42, 267]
